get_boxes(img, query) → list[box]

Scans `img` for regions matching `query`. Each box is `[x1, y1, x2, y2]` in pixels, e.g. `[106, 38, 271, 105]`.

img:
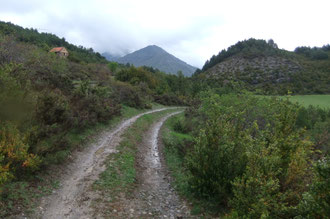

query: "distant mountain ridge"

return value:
[103, 45, 197, 76]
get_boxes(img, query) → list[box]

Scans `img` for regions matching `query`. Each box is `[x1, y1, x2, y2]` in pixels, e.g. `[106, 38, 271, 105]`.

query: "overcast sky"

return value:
[0, 0, 329, 67]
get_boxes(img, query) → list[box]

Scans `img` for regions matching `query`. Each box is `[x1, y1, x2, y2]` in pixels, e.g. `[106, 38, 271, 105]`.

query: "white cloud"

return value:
[0, 0, 329, 67]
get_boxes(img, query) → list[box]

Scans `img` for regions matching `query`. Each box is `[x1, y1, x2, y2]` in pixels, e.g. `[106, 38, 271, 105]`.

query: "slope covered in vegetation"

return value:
[0, 21, 106, 64]
[196, 38, 330, 95]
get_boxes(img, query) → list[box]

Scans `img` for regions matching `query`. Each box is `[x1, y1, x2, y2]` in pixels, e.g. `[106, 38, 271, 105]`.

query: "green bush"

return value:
[0, 122, 41, 191]
[186, 117, 249, 205]
[310, 118, 330, 155]
[36, 89, 72, 128]
[297, 156, 330, 218]
[112, 80, 147, 108]
[230, 119, 312, 218]
[184, 93, 314, 217]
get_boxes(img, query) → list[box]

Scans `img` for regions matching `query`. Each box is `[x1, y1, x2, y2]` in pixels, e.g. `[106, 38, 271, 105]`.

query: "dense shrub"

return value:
[296, 105, 330, 130]
[297, 156, 330, 218]
[115, 66, 158, 89]
[310, 118, 330, 156]
[186, 116, 249, 205]
[296, 106, 330, 156]
[0, 122, 41, 191]
[111, 80, 147, 108]
[184, 93, 315, 217]
[230, 116, 312, 218]
[153, 94, 184, 106]
[36, 90, 72, 128]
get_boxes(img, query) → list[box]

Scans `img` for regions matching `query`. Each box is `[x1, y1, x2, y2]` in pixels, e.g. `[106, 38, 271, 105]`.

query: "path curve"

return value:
[35, 108, 174, 219]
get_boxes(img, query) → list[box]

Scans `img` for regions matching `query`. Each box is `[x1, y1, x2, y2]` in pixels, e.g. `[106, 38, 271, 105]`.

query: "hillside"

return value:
[0, 21, 107, 64]
[112, 45, 197, 76]
[198, 39, 330, 94]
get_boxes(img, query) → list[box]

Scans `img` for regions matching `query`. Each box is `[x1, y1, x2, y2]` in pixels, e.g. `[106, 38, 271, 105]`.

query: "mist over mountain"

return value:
[103, 45, 197, 76]
[101, 52, 121, 62]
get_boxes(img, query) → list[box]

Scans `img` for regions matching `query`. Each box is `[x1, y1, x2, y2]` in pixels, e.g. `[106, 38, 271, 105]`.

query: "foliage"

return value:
[115, 66, 158, 89]
[202, 38, 283, 71]
[296, 156, 330, 218]
[0, 122, 41, 190]
[166, 93, 320, 217]
[114, 65, 192, 105]
[295, 105, 330, 155]
[197, 38, 330, 95]
[0, 21, 107, 64]
[230, 112, 312, 218]
[294, 45, 329, 60]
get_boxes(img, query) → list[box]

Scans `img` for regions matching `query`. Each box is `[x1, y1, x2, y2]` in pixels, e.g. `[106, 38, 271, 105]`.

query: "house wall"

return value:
[56, 49, 69, 57]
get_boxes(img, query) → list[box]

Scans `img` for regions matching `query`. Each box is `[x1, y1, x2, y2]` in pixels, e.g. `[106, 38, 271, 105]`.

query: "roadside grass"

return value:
[161, 113, 191, 196]
[161, 113, 227, 217]
[0, 104, 163, 218]
[92, 108, 179, 215]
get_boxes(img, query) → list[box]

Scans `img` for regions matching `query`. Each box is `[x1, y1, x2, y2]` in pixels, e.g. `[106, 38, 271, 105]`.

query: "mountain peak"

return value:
[112, 45, 196, 76]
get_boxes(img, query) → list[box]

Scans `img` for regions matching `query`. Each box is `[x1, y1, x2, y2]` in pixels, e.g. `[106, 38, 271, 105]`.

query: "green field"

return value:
[280, 95, 330, 108]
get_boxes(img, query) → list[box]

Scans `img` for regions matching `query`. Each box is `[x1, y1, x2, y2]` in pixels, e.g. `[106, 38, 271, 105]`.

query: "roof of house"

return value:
[49, 47, 67, 53]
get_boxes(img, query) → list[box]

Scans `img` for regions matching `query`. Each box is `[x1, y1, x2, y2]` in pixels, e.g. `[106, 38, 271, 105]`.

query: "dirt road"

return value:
[34, 108, 177, 219]
[101, 111, 191, 218]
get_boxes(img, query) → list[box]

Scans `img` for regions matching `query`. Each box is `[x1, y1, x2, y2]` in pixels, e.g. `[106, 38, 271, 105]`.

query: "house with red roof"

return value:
[49, 47, 69, 57]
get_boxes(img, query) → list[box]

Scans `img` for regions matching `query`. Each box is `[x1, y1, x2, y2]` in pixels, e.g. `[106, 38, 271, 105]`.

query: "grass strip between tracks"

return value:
[92, 108, 179, 214]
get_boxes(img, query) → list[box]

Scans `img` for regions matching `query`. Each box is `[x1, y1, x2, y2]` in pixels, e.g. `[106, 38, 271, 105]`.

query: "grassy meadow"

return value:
[283, 95, 330, 108]
[257, 95, 330, 108]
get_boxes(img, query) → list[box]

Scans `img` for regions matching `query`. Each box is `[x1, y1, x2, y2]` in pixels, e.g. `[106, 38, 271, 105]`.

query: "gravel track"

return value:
[33, 108, 173, 219]
[105, 110, 192, 218]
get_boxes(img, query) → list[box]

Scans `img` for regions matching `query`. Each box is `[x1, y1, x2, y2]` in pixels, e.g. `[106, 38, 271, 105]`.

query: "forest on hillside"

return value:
[196, 39, 330, 95]
[0, 22, 329, 218]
